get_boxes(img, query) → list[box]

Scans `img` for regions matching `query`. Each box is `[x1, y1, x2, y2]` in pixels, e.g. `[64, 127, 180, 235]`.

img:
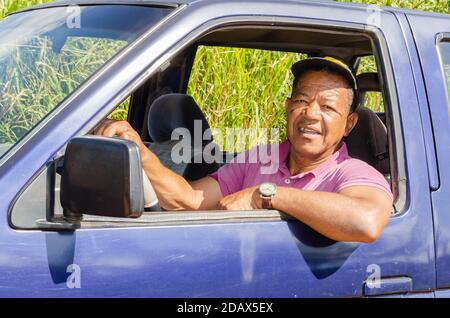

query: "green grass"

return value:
[0, 0, 448, 150]
[188, 47, 306, 149]
[337, 0, 449, 13]
[0, 0, 132, 144]
[187, 0, 448, 150]
[0, 31, 126, 144]
[0, 0, 54, 19]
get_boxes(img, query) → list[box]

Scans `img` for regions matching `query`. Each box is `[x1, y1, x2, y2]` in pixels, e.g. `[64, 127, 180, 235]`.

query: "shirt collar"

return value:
[277, 140, 350, 178]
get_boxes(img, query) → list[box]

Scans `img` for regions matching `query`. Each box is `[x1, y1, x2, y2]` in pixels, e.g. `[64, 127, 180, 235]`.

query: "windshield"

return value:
[0, 5, 173, 158]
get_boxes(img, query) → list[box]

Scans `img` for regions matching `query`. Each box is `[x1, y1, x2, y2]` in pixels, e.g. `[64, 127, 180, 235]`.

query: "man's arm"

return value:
[95, 119, 223, 210]
[218, 185, 392, 243]
[271, 186, 391, 243]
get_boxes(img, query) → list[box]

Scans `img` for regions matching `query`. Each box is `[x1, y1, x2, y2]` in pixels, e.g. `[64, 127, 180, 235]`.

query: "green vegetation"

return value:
[188, 0, 448, 149]
[0, 0, 53, 19]
[0, 0, 128, 144]
[336, 0, 448, 13]
[188, 47, 305, 149]
[0, 0, 448, 150]
[0, 36, 126, 144]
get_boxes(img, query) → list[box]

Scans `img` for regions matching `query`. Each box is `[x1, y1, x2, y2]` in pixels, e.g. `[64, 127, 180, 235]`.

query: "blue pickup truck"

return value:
[0, 0, 449, 297]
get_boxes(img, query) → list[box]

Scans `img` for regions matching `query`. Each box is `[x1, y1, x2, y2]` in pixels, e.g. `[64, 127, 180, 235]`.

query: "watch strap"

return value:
[260, 195, 273, 209]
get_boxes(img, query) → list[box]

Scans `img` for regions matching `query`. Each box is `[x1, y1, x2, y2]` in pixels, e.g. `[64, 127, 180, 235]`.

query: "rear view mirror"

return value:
[60, 136, 144, 220]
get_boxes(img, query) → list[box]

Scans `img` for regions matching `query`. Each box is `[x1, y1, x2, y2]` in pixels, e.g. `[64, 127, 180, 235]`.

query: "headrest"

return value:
[356, 73, 380, 93]
[345, 106, 389, 174]
[147, 94, 211, 146]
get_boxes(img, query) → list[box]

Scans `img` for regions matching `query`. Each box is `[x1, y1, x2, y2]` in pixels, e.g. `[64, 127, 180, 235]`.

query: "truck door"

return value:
[407, 11, 450, 297]
[0, 1, 436, 297]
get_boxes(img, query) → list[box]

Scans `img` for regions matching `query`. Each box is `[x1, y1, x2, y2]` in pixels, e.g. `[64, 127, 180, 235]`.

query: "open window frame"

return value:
[9, 15, 408, 231]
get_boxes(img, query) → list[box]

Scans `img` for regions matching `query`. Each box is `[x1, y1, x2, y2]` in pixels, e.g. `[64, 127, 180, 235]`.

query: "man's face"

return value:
[285, 70, 358, 160]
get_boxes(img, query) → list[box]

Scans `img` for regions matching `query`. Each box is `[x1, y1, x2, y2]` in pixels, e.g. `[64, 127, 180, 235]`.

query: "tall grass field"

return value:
[0, 0, 448, 150]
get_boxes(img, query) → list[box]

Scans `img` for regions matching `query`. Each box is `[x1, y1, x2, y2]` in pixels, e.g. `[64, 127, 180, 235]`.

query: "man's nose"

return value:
[302, 101, 321, 120]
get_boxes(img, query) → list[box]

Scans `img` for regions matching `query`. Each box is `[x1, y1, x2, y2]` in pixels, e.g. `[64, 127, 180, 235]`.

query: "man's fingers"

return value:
[93, 119, 146, 150]
[102, 121, 131, 138]
[91, 119, 156, 166]
[218, 198, 231, 210]
[101, 121, 145, 150]
[94, 120, 130, 138]
[94, 119, 115, 136]
[93, 122, 105, 135]
[93, 119, 108, 135]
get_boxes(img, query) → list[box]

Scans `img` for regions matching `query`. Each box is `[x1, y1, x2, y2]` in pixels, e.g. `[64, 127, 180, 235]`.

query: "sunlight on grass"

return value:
[0, 0, 447, 150]
[0, 0, 55, 19]
[0, 36, 126, 143]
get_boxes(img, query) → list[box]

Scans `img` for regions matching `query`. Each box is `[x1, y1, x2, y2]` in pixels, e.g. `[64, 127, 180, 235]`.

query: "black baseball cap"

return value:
[291, 56, 359, 112]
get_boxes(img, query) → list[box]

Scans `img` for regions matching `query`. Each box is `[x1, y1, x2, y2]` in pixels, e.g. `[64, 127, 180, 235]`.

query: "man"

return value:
[95, 57, 393, 243]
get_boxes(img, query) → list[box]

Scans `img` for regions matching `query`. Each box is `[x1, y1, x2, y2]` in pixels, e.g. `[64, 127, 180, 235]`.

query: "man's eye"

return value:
[323, 105, 334, 111]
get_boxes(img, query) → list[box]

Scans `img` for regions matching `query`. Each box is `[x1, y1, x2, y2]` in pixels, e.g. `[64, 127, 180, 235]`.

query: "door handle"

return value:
[363, 276, 413, 296]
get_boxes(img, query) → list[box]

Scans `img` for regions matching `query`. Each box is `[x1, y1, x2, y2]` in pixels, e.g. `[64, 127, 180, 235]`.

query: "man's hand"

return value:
[94, 119, 154, 164]
[218, 186, 262, 210]
[93, 119, 223, 211]
[94, 119, 144, 149]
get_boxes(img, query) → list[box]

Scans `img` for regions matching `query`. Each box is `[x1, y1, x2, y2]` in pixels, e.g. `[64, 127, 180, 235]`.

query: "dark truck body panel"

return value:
[0, 0, 447, 297]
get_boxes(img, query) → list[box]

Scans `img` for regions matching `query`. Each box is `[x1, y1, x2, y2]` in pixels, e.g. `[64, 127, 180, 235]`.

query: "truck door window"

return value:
[0, 5, 173, 161]
[438, 40, 450, 110]
[357, 55, 385, 114]
[109, 96, 131, 121]
[187, 46, 305, 153]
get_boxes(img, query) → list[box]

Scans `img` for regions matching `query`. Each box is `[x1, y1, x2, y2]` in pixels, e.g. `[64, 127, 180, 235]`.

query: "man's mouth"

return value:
[298, 127, 322, 136]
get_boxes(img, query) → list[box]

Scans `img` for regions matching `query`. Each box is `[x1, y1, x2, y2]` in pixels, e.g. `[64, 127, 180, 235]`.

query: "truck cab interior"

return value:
[124, 24, 396, 208]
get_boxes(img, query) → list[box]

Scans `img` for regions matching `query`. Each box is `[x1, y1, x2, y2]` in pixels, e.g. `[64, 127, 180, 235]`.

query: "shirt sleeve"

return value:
[209, 151, 249, 197]
[334, 159, 393, 201]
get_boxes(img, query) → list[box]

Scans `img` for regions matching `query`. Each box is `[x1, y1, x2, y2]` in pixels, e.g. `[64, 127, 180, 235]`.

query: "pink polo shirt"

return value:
[209, 139, 393, 200]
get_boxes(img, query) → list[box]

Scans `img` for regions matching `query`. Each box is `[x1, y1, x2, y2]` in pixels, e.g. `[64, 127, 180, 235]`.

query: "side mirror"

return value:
[60, 136, 144, 220]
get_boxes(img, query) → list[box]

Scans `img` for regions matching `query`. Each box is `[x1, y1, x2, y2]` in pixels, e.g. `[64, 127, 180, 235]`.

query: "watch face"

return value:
[259, 182, 277, 196]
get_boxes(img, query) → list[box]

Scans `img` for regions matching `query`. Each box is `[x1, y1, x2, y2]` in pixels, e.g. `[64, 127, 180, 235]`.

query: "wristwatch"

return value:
[258, 182, 277, 209]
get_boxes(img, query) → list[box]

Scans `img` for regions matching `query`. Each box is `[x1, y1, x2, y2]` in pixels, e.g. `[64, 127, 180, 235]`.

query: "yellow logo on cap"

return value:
[324, 56, 350, 70]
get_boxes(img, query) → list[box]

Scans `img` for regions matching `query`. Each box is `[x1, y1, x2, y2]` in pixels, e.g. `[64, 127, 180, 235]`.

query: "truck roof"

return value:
[11, 0, 449, 19]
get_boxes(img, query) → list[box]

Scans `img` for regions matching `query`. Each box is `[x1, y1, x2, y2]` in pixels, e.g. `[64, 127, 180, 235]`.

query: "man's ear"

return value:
[285, 98, 290, 111]
[344, 111, 358, 137]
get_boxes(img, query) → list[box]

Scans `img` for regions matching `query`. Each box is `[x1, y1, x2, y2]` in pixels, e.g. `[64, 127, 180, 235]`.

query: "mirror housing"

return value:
[60, 136, 144, 220]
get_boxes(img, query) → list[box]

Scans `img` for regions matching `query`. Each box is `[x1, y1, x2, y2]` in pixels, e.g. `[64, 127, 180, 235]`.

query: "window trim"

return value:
[436, 33, 450, 112]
